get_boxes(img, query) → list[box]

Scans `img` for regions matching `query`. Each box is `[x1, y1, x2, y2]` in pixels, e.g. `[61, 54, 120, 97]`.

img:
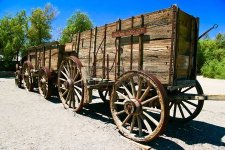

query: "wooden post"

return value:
[89, 29, 93, 67]
[77, 32, 81, 57]
[35, 47, 37, 70]
[49, 45, 52, 70]
[103, 24, 107, 78]
[107, 54, 109, 79]
[116, 19, 121, 79]
[191, 17, 199, 80]
[138, 15, 144, 71]
[93, 27, 98, 77]
[130, 17, 134, 70]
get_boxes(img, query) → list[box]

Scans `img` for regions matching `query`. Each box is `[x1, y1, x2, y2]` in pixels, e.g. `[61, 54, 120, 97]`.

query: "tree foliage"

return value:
[60, 11, 93, 44]
[0, 10, 28, 61]
[27, 3, 57, 46]
[198, 33, 225, 79]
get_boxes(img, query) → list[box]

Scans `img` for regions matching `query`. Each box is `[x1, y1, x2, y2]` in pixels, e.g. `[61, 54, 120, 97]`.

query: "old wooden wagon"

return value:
[15, 5, 224, 142]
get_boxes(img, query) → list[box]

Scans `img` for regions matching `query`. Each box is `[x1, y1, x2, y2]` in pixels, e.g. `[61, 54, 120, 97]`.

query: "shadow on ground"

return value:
[147, 120, 225, 149]
[17, 85, 225, 149]
[71, 100, 225, 149]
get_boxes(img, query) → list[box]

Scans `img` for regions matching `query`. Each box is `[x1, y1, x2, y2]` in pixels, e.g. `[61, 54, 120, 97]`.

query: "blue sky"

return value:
[0, 0, 225, 40]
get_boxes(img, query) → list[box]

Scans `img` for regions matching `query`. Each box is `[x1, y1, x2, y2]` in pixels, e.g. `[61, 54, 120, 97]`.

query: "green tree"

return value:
[0, 10, 28, 61]
[28, 3, 57, 46]
[60, 11, 93, 44]
[198, 33, 225, 79]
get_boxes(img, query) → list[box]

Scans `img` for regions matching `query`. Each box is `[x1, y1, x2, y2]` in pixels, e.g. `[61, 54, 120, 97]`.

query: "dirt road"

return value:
[0, 76, 224, 150]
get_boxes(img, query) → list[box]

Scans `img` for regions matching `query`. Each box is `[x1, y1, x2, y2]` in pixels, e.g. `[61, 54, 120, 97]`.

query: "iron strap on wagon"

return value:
[14, 5, 224, 143]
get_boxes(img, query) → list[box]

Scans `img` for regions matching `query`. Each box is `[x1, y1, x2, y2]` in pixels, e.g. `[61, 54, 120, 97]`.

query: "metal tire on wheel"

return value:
[15, 70, 22, 88]
[110, 71, 169, 142]
[169, 80, 204, 123]
[58, 56, 84, 112]
[22, 61, 34, 91]
[38, 67, 52, 99]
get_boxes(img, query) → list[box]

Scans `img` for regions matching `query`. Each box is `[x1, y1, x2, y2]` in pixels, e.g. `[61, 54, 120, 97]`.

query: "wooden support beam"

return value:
[103, 24, 107, 78]
[117, 19, 121, 79]
[49, 45, 52, 70]
[88, 29, 93, 67]
[138, 15, 144, 71]
[130, 17, 134, 70]
[93, 27, 98, 77]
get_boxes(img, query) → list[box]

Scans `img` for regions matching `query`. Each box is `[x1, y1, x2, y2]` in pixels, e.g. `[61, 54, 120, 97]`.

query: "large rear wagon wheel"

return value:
[38, 67, 52, 99]
[110, 71, 169, 142]
[22, 61, 34, 91]
[58, 56, 84, 112]
[169, 80, 204, 123]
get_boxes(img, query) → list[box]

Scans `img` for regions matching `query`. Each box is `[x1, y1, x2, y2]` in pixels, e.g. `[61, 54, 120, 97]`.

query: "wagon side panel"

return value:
[174, 10, 199, 81]
[117, 8, 173, 85]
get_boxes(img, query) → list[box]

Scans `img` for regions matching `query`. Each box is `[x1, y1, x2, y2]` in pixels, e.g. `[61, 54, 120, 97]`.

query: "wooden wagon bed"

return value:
[65, 5, 199, 86]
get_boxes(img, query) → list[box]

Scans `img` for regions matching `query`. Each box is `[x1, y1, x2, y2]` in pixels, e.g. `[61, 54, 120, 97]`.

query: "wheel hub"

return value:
[65, 79, 74, 90]
[124, 99, 142, 115]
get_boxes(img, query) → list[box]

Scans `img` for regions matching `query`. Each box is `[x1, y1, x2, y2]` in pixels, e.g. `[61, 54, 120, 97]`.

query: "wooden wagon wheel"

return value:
[58, 56, 84, 112]
[110, 71, 169, 142]
[22, 61, 34, 91]
[38, 67, 52, 99]
[169, 80, 204, 123]
[98, 89, 110, 103]
[15, 70, 22, 88]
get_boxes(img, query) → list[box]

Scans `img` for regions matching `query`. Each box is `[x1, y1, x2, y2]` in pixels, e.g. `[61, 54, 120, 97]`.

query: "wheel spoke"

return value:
[178, 103, 185, 119]
[139, 86, 151, 101]
[60, 86, 66, 90]
[68, 92, 72, 108]
[140, 114, 152, 133]
[74, 89, 82, 101]
[183, 100, 198, 107]
[136, 77, 143, 99]
[169, 102, 174, 110]
[62, 89, 69, 97]
[142, 107, 161, 114]
[116, 91, 130, 101]
[143, 111, 159, 126]
[180, 101, 193, 115]
[63, 66, 70, 77]
[65, 61, 71, 77]
[173, 103, 177, 118]
[74, 85, 82, 91]
[74, 79, 82, 85]
[116, 110, 125, 116]
[122, 114, 132, 126]
[141, 96, 159, 105]
[130, 116, 136, 133]
[61, 70, 69, 80]
[65, 90, 71, 104]
[181, 86, 194, 93]
[74, 72, 79, 81]
[130, 78, 136, 97]
[122, 84, 134, 99]
[59, 78, 66, 82]
[137, 116, 143, 137]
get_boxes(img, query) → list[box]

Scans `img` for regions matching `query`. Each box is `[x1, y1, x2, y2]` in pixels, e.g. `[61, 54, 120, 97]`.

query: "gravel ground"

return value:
[0, 76, 225, 150]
